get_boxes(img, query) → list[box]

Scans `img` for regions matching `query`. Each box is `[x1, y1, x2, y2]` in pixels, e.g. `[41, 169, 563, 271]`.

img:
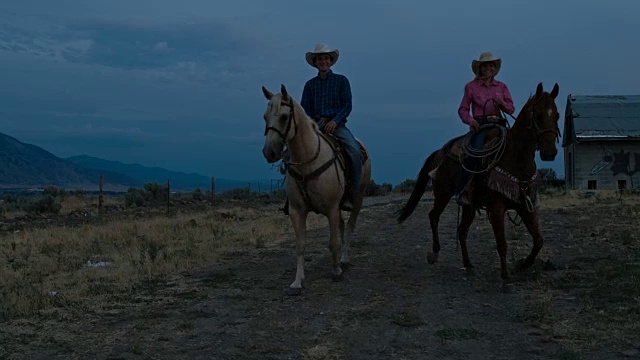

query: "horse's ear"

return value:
[280, 84, 289, 101]
[550, 83, 559, 99]
[262, 86, 273, 100]
[535, 82, 544, 99]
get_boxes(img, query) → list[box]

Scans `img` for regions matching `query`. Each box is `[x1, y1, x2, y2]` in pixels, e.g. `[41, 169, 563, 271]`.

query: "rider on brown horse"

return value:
[455, 51, 515, 205]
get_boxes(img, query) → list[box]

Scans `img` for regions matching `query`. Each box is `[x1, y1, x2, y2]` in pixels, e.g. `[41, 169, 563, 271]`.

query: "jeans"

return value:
[333, 125, 362, 197]
[455, 124, 487, 195]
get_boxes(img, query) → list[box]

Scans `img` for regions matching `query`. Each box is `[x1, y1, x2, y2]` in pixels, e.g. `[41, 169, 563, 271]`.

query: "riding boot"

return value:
[456, 158, 474, 206]
[341, 181, 355, 211]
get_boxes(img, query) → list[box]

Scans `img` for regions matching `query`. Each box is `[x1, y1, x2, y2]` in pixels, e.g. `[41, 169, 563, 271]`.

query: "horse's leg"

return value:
[517, 208, 544, 270]
[456, 205, 476, 269]
[328, 207, 343, 282]
[427, 191, 450, 264]
[288, 208, 308, 295]
[487, 202, 509, 281]
[339, 211, 349, 266]
[341, 194, 363, 266]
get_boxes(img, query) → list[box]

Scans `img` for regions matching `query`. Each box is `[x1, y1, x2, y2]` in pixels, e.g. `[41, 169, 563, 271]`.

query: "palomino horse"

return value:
[396, 83, 560, 282]
[261, 84, 372, 295]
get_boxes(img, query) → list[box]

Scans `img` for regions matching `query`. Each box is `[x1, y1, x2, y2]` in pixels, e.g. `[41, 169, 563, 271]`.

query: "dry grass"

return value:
[538, 189, 640, 210]
[0, 204, 307, 320]
[58, 194, 123, 215]
[523, 190, 640, 355]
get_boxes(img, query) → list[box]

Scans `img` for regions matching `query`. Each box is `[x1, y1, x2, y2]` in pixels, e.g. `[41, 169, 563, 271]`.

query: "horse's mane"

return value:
[288, 95, 321, 133]
[268, 92, 328, 134]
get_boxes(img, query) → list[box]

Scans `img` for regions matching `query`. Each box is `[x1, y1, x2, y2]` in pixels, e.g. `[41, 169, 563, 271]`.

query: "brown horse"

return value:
[261, 84, 372, 295]
[396, 82, 560, 282]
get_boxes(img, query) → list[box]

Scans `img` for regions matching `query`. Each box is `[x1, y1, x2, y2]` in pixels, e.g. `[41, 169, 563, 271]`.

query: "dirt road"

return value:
[4, 194, 639, 359]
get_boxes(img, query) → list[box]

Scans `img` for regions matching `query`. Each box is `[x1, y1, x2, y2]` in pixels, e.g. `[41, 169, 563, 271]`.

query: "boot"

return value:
[280, 198, 289, 215]
[455, 176, 475, 206]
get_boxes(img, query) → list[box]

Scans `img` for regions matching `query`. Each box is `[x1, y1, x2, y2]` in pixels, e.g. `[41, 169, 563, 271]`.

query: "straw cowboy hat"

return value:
[471, 51, 502, 77]
[305, 43, 340, 68]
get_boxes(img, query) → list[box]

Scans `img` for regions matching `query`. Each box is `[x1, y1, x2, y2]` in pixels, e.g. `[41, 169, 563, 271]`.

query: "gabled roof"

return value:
[563, 95, 640, 147]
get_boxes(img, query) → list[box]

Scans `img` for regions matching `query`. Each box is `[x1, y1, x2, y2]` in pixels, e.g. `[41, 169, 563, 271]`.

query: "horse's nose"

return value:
[541, 148, 558, 161]
[262, 147, 276, 163]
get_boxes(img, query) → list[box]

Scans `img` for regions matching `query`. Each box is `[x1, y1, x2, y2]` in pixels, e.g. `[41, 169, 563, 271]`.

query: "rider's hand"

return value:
[494, 96, 506, 109]
[324, 120, 338, 134]
[469, 119, 480, 133]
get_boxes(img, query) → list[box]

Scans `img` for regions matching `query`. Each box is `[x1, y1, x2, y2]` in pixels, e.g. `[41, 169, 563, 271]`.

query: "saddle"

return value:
[428, 121, 507, 181]
[320, 132, 368, 195]
[446, 123, 506, 164]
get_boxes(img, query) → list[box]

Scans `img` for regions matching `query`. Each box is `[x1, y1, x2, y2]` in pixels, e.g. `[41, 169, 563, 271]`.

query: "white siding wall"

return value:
[571, 140, 640, 190]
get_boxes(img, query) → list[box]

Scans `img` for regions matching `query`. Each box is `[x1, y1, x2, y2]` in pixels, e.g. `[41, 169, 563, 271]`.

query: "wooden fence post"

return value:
[166, 179, 170, 215]
[98, 174, 104, 215]
[211, 176, 215, 202]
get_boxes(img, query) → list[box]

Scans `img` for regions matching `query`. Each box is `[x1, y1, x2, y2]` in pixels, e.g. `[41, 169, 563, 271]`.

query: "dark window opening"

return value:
[618, 180, 627, 189]
[588, 180, 597, 190]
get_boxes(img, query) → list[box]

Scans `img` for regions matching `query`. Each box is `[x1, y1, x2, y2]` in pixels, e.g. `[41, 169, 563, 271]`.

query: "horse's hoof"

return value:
[286, 287, 302, 296]
[427, 252, 438, 264]
[332, 273, 344, 282]
[517, 257, 534, 270]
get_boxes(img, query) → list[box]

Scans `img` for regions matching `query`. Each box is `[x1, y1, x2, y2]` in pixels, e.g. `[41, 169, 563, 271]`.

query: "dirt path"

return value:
[5, 195, 636, 359]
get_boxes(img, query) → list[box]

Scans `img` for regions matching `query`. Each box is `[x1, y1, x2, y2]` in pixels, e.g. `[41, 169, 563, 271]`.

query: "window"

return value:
[587, 180, 597, 190]
[618, 180, 627, 189]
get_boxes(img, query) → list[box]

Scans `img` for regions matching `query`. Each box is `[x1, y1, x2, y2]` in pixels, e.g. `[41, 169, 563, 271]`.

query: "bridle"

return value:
[264, 98, 297, 143]
[524, 96, 562, 144]
[263, 97, 322, 167]
[262, 95, 343, 212]
[502, 95, 561, 146]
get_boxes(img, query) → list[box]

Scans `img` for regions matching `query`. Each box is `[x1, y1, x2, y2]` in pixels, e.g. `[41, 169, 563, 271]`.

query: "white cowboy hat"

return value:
[305, 43, 340, 68]
[471, 51, 502, 77]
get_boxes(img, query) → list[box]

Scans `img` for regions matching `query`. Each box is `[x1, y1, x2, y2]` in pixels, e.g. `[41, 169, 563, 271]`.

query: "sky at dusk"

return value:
[1, 0, 638, 184]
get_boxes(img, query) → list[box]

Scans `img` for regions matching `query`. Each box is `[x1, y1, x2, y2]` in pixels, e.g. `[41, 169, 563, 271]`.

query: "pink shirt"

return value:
[458, 78, 515, 125]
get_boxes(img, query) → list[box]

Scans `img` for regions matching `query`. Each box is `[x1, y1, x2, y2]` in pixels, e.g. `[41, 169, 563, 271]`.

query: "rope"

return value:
[459, 123, 508, 174]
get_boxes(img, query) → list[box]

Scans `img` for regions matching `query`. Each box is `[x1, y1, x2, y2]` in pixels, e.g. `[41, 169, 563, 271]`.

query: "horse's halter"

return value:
[264, 97, 297, 143]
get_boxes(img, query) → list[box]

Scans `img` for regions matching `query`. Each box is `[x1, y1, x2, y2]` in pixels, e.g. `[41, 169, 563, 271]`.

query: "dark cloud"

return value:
[0, 1, 638, 183]
[60, 18, 261, 70]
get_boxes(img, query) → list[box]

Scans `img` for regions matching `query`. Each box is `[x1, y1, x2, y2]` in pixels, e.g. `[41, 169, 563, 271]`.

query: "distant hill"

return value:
[0, 132, 137, 191]
[65, 155, 263, 192]
[0, 131, 274, 193]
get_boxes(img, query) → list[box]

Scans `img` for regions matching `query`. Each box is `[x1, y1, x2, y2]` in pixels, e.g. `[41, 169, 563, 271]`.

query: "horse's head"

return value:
[261, 84, 295, 163]
[526, 82, 561, 161]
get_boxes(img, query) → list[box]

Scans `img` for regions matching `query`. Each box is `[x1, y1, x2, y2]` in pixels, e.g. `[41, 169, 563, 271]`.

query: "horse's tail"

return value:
[396, 149, 443, 223]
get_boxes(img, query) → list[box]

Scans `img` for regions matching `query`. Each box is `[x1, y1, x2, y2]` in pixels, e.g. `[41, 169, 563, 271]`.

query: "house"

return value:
[563, 95, 640, 190]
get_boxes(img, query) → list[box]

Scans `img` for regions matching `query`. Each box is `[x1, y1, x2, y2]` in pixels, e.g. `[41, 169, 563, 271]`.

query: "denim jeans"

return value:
[456, 123, 487, 195]
[333, 125, 362, 197]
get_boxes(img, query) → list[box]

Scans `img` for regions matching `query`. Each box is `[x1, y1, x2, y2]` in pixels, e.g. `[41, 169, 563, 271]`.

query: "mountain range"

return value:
[0, 132, 265, 192]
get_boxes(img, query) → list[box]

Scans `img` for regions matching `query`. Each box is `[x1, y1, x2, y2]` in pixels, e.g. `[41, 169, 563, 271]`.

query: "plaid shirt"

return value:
[300, 70, 352, 125]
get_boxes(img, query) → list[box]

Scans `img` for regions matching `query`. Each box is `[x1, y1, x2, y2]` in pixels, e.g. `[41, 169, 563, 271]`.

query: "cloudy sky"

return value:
[1, 0, 638, 185]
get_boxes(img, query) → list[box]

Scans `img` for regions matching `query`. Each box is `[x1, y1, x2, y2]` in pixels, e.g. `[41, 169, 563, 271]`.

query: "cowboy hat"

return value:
[471, 51, 502, 77]
[305, 43, 340, 68]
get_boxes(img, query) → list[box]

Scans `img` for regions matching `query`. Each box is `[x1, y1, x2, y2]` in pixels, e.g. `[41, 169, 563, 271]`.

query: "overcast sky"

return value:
[1, 0, 638, 184]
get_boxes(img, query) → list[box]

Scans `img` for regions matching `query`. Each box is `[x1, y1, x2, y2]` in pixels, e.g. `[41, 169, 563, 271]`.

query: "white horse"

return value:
[261, 84, 372, 295]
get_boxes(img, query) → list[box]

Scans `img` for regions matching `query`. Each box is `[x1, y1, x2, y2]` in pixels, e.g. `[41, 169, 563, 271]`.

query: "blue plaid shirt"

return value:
[300, 70, 352, 126]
